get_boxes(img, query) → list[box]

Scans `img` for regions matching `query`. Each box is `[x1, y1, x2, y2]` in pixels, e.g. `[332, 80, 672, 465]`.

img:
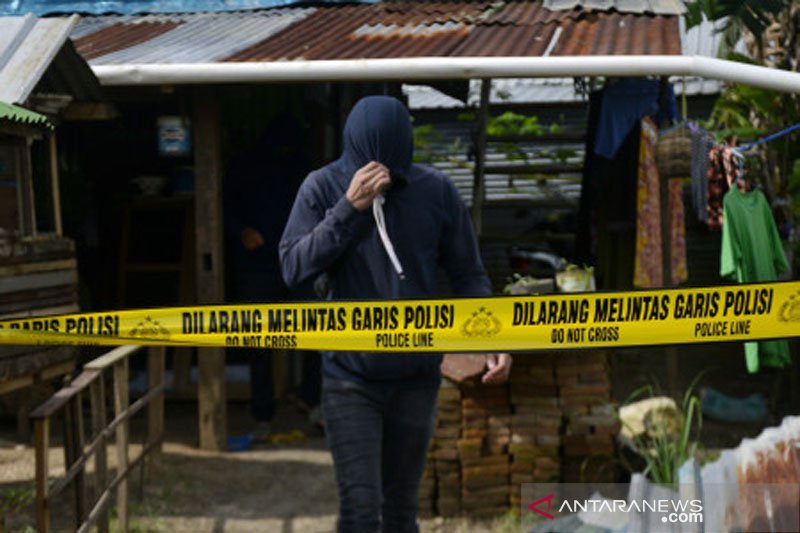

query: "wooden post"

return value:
[113, 359, 130, 532]
[17, 138, 36, 237]
[147, 346, 165, 477]
[65, 397, 87, 526]
[49, 134, 63, 236]
[471, 78, 491, 237]
[193, 87, 227, 451]
[16, 386, 31, 441]
[90, 377, 109, 533]
[34, 417, 50, 533]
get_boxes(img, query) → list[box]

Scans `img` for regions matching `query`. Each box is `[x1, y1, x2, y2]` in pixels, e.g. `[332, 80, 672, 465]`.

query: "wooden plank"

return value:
[84, 345, 142, 371]
[480, 198, 578, 209]
[471, 78, 490, 237]
[0, 258, 76, 277]
[16, 385, 31, 440]
[64, 397, 86, 527]
[49, 135, 63, 236]
[147, 346, 165, 478]
[0, 346, 76, 384]
[41, 360, 75, 382]
[171, 348, 192, 396]
[0, 303, 79, 320]
[89, 377, 109, 533]
[0, 374, 33, 395]
[0, 295, 77, 316]
[123, 264, 184, 273]
[193, 87, 226, 452]
[17, 138, 36, 237]
[0, 123, 44, 140]
[0, 236, 75, 265]
[62, 102, 118, 121]
[487, 133, 586, 143]
[0, 269, 78, 295]
[30, 369, 98, 420]
[113, 359, 130, 533]
[34, 417, 50, 533]
[198, 348, 226, 450]
[483, 163, 583, 175]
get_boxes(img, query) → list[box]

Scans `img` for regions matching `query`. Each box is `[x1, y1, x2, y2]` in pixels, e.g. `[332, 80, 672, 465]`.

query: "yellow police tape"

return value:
[1, 281, 799, 352]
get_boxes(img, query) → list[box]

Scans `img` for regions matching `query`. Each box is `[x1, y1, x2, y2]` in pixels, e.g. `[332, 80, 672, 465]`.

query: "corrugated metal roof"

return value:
[73, 9, 315, 65]
[543, 0, 685, 15]
[72, 2, 684, 65]
[403, 13, 732, 111]
[0, 101, 53, 129]
[0, 0, 364, 16]
[554, 12, 680, 55]
[0, 14, 81, 104]
[225, 1, 678, 62]
[226, 2, 492, 62]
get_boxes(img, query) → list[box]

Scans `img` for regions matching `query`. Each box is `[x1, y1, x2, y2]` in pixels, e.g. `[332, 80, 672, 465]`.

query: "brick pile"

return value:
[420, 351, 618, 517]
[508, 354, 562, 509]
[557, 351, 619, 482]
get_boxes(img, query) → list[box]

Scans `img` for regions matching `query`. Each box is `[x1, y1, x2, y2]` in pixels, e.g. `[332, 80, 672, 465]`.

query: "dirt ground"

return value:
[2, 343, 791, 532]
[0, 400, 517, 533]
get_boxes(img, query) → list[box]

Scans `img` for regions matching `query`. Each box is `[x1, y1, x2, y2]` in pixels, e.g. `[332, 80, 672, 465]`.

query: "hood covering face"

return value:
[338, 96, 414, 180]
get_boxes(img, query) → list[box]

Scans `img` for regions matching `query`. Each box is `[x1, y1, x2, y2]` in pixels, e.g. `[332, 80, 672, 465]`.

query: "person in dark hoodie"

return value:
[224, 113, 321, 438]
[280, 96, 511, 531]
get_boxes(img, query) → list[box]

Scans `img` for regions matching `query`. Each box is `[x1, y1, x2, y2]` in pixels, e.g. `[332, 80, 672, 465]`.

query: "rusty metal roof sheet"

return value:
[72, 1, 683, 65]
[73, 9, 315, 64]
[226, 2, 491, 62]
[553, 12, 680, 55]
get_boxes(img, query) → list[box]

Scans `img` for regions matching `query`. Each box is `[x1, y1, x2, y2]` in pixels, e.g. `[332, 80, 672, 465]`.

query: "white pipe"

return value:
[92, 55, 800, 93]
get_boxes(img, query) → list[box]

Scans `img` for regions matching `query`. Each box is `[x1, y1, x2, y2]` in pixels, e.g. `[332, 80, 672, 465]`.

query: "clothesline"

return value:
[660, 119, 800, 154]
[737, 120, 800, 153]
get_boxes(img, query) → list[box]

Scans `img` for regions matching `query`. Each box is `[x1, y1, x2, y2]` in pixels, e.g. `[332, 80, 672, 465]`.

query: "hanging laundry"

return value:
[669, 177, 688, 285]
[706, 145, 738, 229]
[594, 78, 678, 160]
[720, 186, 790, 373]
[690, 129, 714, 223]
[633, 117, 663, 288]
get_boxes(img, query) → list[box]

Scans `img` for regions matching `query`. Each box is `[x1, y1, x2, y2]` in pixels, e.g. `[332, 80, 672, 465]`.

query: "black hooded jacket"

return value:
[279, 96, 490, 384]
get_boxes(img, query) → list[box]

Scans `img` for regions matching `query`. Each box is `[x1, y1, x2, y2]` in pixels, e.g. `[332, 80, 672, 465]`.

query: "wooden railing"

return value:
[30, 345, 165, 533]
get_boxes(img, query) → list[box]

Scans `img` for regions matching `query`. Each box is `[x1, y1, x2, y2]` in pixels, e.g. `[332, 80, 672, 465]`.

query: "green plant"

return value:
[581, 372, 708, 489]
[0, 486, 34, 530]
[487, 111, 545, 137]
[620, 372, 707, 488]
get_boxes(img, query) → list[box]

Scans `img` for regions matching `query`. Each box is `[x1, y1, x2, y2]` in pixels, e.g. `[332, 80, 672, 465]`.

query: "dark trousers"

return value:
[322, 377, 438, 533]
[234, 272, 279, 423]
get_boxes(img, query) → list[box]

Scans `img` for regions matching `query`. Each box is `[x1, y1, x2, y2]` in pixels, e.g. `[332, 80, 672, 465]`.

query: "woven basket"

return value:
[656, 126, 692, 177]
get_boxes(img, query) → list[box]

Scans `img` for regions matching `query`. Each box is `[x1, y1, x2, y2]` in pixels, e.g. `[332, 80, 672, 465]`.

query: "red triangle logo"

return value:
[527, 493, 556, 520]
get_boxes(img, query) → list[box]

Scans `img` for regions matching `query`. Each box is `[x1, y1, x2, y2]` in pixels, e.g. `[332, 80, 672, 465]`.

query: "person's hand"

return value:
[346, 161, 391, 211]
[241, 227, 264, 251]
[482, 353, 512, 385]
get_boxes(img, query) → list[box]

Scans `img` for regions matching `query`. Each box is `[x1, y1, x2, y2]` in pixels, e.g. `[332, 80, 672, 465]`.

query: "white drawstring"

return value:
[372, 194, 405, 280]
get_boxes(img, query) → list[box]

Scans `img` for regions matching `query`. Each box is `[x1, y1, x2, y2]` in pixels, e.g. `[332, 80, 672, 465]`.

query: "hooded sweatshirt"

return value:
[279, 96, 490, 385]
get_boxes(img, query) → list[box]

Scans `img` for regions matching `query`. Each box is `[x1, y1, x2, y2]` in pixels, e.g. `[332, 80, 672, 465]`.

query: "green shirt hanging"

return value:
[720, 186, 790, 373]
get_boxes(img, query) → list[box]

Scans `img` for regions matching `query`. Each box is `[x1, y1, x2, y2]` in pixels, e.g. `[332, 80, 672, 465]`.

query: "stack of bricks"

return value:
[508, 354, 563, 509]
[458, 380, 511, 518]
[558, 351, 619, 483]
[426, 378, 463, 516]
[420, 352, 618, 517]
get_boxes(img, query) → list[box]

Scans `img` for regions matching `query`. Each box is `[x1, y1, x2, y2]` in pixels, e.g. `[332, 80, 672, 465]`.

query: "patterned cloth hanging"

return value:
[633, 117, 663, 288]
[668, 177, 688, 285]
